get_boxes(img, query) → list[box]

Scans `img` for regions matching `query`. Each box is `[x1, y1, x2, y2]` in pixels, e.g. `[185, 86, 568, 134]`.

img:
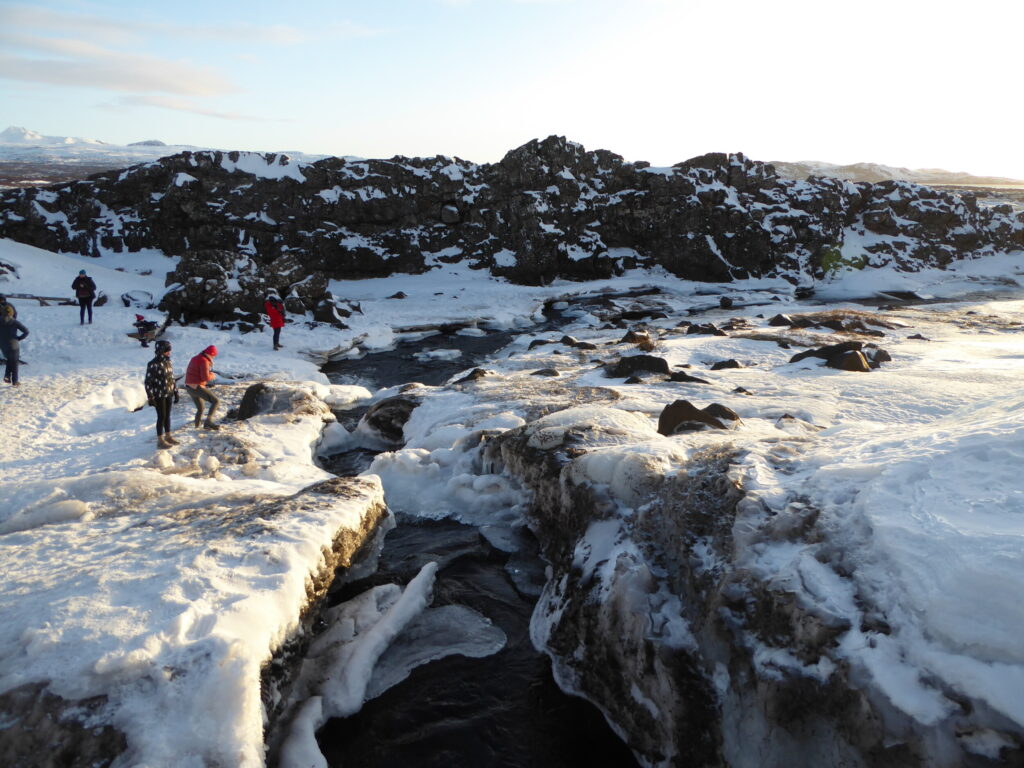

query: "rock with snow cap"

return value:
[3, 137, 1022, 322]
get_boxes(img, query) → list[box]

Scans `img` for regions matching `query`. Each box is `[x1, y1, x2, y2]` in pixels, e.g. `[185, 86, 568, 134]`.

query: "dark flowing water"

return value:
[308, 293, 668, 768]
[316, 517, 639, 768]
[323, 327, 523, 390]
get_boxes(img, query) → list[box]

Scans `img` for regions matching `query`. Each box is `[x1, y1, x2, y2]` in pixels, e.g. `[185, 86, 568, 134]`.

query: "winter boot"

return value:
[203, 421, 220, 431]
[157, 434, 172, 449]
[164, 433, 180, 445]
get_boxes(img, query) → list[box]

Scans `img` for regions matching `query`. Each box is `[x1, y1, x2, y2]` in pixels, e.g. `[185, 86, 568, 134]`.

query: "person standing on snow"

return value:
[185, 345, 220, 430]
[144, 339, 180, 449]
[0, 309, 29, 386]
[265, 293, 286, 350]
[71, 269, 97, 325]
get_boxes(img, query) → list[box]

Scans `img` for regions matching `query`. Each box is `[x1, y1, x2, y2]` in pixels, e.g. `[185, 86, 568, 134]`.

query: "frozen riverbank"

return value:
[3, 237, 1024, 766]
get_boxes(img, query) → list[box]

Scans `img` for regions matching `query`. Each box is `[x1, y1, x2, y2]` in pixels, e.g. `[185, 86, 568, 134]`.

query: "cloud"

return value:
[99, 95, 272, 121]
[0, 3, 378, 46]
[0, 26, 237, 96]
[0, 42, 236, 97]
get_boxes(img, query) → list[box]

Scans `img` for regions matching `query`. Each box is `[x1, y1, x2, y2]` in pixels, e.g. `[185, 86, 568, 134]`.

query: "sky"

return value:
[1, 0, 1023, 177]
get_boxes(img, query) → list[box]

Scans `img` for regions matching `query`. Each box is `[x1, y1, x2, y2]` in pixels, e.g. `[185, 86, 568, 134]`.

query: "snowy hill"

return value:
[771, 158, 1024, 188]
[0, 125, 330, 188]
[0, 125, 108, 147]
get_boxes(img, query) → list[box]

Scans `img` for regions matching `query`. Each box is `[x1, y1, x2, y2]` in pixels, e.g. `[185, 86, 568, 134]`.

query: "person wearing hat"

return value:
[184, 345, 220, 430]
[144, 339, 179, 448]
[71, 269, 97, 325]
[133, 314, 159, 347]
[0, 294, 17, 320]
[0, 307, 29, 386]
[264, 293, 286, 350]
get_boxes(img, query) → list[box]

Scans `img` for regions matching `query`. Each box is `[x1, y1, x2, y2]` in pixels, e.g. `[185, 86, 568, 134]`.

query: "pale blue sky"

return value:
[1, 0, 1022, 176]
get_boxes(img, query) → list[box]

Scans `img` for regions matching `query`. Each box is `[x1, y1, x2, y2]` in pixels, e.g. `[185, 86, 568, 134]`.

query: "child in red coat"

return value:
[265, 294, 286, 350]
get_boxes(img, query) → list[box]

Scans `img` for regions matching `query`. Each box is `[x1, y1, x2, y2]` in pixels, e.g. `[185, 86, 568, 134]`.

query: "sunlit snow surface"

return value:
[2, 237, 1024, 765]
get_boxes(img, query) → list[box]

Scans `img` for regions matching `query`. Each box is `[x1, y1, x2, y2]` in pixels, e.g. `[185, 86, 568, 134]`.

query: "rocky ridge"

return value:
[1, 136, 1023, 322]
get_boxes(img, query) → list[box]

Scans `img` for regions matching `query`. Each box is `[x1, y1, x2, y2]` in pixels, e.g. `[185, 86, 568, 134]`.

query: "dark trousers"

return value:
[154, 396, 173, 434]
[1, 345, 18, 384]
[187, 386, 220, 425]
[78, 297, 93, 324]
[273, 327, 281, 348]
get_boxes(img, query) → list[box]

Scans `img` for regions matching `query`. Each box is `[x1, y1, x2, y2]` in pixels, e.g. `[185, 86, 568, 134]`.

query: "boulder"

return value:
[452, 368, 491, 384]
[121, 290, 155, 309]
[236, 382, 334, 421]
[789, 341, 863, 364]
[358, 396, 420, 446]
[827, 350, 872, 372]
[560, 335, 598, 350]
[669, 371, 710, 384]
[657, 399, 735, 435]
[686, 323, 727, 336]
[709, 359, 742, 370]
[607, 355, 671, 378]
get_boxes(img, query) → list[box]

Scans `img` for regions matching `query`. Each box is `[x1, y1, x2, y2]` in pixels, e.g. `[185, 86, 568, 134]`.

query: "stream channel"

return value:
[302, 294, 653, 768]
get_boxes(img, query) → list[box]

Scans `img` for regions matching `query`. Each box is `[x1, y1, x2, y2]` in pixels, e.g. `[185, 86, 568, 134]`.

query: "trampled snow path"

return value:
[3, 236, 1024, 766]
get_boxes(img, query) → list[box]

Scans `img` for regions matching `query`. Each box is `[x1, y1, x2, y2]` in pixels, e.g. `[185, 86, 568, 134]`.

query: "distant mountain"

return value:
[0, 125, 107, 146]
[0, 126, 329, 188]
[770, 159, 1024, 188]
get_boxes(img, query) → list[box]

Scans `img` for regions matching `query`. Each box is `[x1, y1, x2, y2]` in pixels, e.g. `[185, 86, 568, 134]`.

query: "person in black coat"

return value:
[144, 339, 180, 448]
[0, 311, 29, 386]
[0, 294, 16, 319]
[71, 269, 97, 324]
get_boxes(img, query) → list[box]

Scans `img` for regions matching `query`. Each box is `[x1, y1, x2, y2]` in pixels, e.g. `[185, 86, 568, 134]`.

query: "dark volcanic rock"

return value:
[359, 395, 420, 446]
[452, 367, 491, 384]
[0, 684, 126, 768]
[560, 335, 598, 350]
[789, 341, 864, 364]
[790, 340, 890, 372]
[3, 138, 1021, 322]
[827, 350, 872, 372]
[687, 323, 728, 336]
[607, 354, 672, 378]
[235, 382, 334, 421]
[658, 399, 736, 434]
[669, 371, 710, 384]
[709, 358, 742, 370]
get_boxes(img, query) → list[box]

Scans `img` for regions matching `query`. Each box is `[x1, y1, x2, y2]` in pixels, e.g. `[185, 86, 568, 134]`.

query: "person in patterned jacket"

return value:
[144, 339, 179, 449]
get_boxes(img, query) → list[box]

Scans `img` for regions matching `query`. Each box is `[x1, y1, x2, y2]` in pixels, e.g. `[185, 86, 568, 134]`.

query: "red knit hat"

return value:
[204, 345, 218, 356]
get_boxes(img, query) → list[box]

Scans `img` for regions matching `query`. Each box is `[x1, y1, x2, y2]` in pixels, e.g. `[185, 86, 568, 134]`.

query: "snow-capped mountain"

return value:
[0, 125, 108, 146]
[0, 126, 329, 188]
[771, 158, 1024, 187]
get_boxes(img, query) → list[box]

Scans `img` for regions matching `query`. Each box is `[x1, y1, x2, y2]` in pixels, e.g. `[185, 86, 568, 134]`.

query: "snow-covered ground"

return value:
[2, 237, 1024, 766]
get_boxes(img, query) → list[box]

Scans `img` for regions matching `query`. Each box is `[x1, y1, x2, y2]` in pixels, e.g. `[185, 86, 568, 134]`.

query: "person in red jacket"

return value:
[264, 293, 285, 350]
[185, 345, 220, 430]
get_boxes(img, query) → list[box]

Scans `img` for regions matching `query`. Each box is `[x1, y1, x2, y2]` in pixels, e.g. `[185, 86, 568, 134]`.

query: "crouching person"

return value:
[185, 345, 220, 430]
[144, 339, 179, 449]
